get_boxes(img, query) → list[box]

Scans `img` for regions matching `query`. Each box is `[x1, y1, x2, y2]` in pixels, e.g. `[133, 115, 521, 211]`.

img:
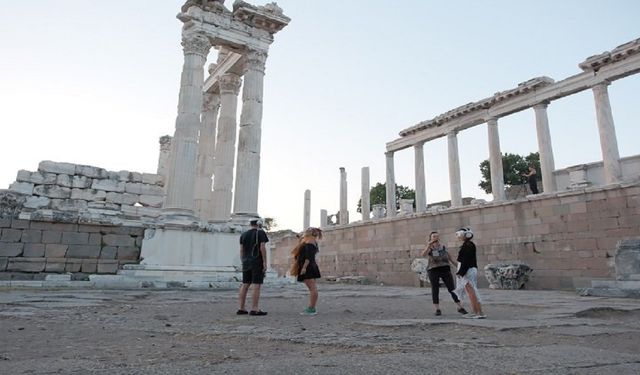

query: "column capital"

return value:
[413, 141, 425, 148]
[447, 130, 458, 138]
[243, 49, 268, 73]
[181, 34, 211, 57]
[202, 92, 221, 112]
[385, 151, 394, 157]
[593, 80, 611, 89]
[219, 73, 242, 95]
[533, 101, 550, 110]
[485, 117, 498, 125]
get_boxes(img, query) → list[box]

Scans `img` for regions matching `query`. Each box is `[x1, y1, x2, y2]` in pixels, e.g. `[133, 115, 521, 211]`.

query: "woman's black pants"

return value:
[428, 267, 460, 304]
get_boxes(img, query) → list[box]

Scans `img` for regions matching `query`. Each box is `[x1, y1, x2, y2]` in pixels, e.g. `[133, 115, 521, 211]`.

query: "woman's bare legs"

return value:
[303, 279, 318, 309]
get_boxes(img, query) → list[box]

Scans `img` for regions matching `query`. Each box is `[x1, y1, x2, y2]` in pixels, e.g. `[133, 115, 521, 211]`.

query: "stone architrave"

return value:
[533, 102, 557, 193]
[163, 34, 211, 218]
[592, 82, 622, 184]
[447, 131, 462, 207]
[361, 167, 370, 221]
[232, 50, 268, 220]
[195, 91, 221, 220]
[210, 73, 242, 222]
[385, 152, 396, 217]
[339, 167, 348, 225]
[303, 189, 311, 229]
[414, 142, 426, 213]
[487, 118, 505, 201]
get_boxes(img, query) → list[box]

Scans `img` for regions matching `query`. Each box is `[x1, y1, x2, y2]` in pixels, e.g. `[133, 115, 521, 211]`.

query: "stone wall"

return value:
[0, 160, 162, 279]
[9, 160, 165, 223]
[0, 215, 144, 279]
[270, 183, 640, 290]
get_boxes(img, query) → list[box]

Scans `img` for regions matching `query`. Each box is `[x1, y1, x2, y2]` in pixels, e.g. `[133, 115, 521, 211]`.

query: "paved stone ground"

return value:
[1, 284, 639, 374]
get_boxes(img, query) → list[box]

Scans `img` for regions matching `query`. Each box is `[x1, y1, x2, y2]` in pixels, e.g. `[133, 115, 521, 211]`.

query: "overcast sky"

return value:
[1, 1, 638, 231]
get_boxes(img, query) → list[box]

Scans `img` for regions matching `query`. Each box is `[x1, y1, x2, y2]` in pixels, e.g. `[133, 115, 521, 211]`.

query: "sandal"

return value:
[249, 310, 268, 316]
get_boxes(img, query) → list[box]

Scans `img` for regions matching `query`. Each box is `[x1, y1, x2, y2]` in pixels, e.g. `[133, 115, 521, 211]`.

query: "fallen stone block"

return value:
[485, 263, 533, 290]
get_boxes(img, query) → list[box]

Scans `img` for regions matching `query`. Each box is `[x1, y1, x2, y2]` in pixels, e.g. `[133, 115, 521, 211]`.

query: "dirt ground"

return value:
[1, 283, 639, 374]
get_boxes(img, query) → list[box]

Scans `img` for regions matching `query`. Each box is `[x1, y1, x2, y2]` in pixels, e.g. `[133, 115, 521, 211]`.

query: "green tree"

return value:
[479, 152, 540, 194]
[263, 217, 277, 231]
[357, 182, 415, 212]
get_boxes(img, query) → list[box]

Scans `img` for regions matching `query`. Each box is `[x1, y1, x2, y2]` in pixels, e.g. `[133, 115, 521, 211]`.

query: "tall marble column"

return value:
[163, 34, 211, 217]
[447, 131, 462, 207]
[592, 82, 622, 184]
[414, 142, 427, 213]
[303, 189, 311, 229]
[339, 167, 348, 225]
[487, 118, 505, 201]
[233, 50, 268, 219]
[361, 167, 370, 221]
[195, 92, 221, 219]
[210, 73, 242, 222]
[533, 102, 557, 193]
[385, 152, 396, 217]
[320, 209, 328, 229]
[157, 135, 172, 178]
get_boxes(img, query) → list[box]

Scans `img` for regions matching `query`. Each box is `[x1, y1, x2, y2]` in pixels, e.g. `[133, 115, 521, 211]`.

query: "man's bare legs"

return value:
[251, 284, 262, 311]
[238, 283, 250, 310]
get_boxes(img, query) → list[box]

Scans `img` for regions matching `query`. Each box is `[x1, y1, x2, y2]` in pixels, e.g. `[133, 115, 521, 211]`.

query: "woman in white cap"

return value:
[454, 227, 485, 319]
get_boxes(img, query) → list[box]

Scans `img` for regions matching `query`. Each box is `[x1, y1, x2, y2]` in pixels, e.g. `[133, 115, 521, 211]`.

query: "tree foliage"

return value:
[479, 152, 540, 194]
[263, 217, 277, 231]
[357, 182, 415, 212]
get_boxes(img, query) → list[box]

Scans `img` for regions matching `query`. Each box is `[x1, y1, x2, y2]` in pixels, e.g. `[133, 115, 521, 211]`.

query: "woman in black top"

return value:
[454, 227, 485, 319]
[422, 231, 468, 316]
[291, 227, 323, 316]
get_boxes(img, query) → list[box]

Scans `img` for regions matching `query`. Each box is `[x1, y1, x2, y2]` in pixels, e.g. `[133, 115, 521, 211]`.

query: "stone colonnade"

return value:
[162, 2, 289, 224]
[383, 38, 640, 209]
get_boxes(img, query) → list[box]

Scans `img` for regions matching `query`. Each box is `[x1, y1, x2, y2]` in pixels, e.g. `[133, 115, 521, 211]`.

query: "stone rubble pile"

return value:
[9, 161, 165, 225]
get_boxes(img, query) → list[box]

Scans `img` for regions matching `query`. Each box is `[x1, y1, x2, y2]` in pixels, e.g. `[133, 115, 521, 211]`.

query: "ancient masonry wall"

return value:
[271, 183, 640, 290]
[0, 161, 165, 279]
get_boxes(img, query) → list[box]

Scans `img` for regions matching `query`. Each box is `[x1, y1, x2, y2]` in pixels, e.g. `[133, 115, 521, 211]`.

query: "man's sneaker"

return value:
[457, 308, 468, 315]
[249, 310, 267, 316]
[300, 307, 317, 316]
[463, 314, 477, 319]
[435, 309, 442, 316]
[236, 309, 248, 315]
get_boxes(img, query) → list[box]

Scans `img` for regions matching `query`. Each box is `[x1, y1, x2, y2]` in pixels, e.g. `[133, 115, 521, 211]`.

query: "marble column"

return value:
[592, 82, 622, 184]
[233, 50, 268, 219]
[533, 102, 557, 193]
[447, 131, 462, 207]
[487, 118, 505, 201]
[163, 34, 211, 217]
[414, 142, 427, 213]
[210, 73, 242, 222]
[195, 92, 221, 220]
[303, 189, 311, 229]
[320, 209, 328, 229]
[385, 152, 396, 217]
[361, 167, 370, 221]
[157, 135, 172, 178]
[339, 167, 348, 225]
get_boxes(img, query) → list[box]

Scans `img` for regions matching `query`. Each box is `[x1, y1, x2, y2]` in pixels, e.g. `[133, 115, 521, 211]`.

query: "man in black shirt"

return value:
[237, 219, 269, 316]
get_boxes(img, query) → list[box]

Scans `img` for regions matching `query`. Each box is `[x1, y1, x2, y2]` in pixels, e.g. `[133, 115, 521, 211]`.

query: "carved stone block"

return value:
[484, 263, 533, 289]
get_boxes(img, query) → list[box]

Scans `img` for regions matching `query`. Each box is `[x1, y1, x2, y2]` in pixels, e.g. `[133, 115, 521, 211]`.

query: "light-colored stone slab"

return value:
[9, 182, 34, 195]
[23, 196, 50, 209]
[91, 179, 125, 193]
[33, 185, 71, 199]
[38, 161, 76, 175]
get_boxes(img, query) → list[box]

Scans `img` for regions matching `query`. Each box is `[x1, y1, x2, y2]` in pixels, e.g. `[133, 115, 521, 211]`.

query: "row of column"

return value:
[385, 81, 621, 209]
[164, 34, 268, 222]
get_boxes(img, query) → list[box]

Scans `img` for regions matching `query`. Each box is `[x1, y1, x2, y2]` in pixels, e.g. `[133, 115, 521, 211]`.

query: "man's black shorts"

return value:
[242, 267, 264, 284]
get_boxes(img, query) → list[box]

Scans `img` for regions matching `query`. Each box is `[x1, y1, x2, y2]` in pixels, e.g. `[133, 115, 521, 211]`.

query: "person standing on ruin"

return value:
[237, 219, 269, 316]
[454, 227, 486, 319]
[290, 227, 323, 316]
[522, 164, 539, 194]
[422, 231, 468, 316]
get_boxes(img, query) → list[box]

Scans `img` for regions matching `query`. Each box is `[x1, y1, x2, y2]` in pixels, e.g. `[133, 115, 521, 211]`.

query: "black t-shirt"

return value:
[456, 240, 478, 277]
[239, 228, 269, 270]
